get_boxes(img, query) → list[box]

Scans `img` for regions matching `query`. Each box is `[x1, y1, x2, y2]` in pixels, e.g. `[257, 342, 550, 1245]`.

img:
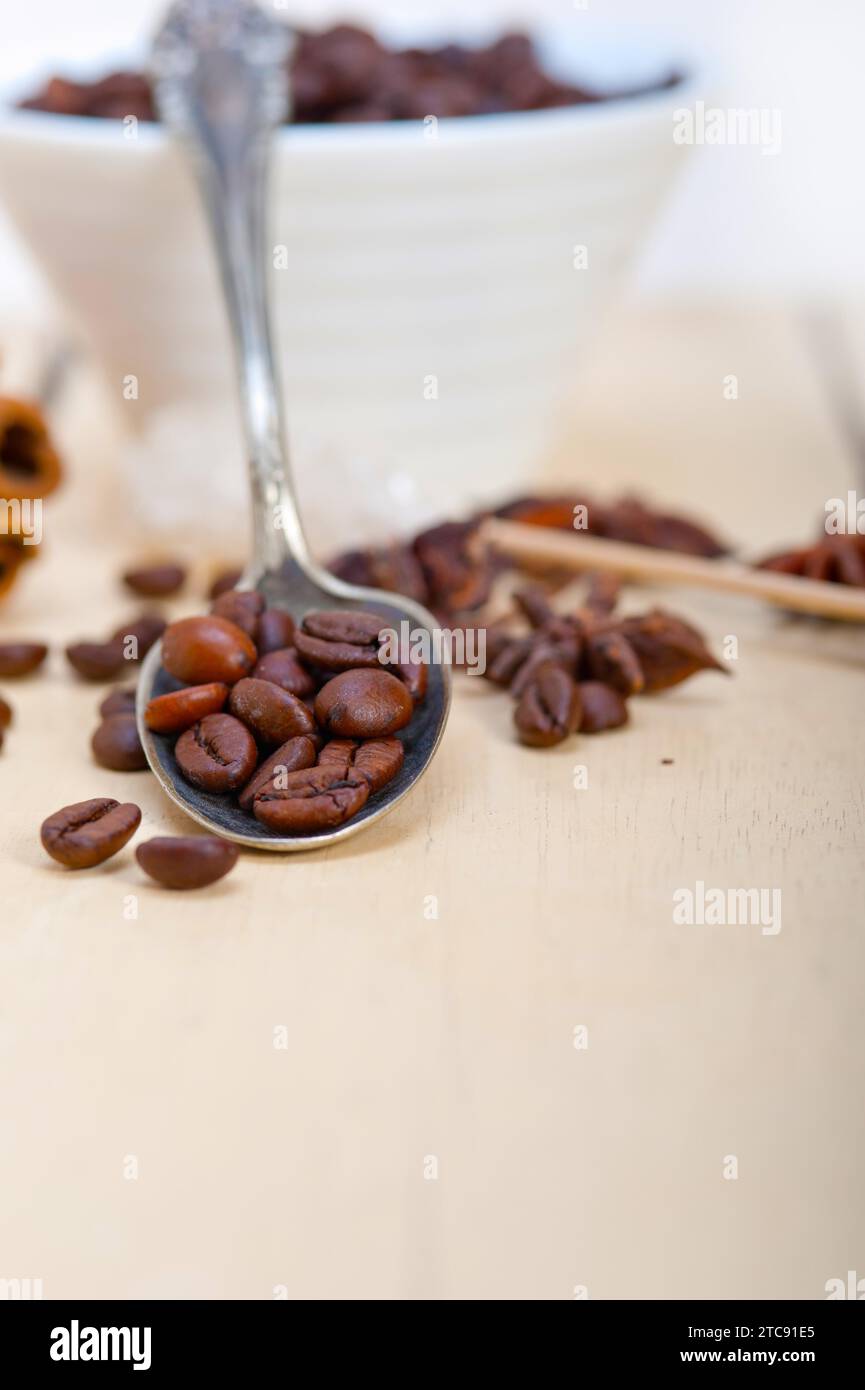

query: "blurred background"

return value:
[2, 0, 863, 305]
[0, 0, 863, 556]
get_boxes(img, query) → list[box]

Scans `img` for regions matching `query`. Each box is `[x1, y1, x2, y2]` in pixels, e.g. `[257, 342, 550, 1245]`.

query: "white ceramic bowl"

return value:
[0, 29, 698, 551]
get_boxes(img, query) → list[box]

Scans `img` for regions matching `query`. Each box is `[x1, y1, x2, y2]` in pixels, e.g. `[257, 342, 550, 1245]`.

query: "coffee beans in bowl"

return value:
[144, 600, 426, 838]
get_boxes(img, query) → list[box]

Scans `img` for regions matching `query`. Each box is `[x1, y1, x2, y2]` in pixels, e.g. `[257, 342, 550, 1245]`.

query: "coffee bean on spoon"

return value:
[294, 608, 386, 671]
[0, 641, 48, 677]
[66, 638, 126, 681]
[112, 612, 166, 660]
[318, 736, 404, 792]
[228, 677, 316, 746]
[136, 835, 238, 890]
[314, 669, 413, 738]
[514, 664, 582, 747]
[208, 567, 242, 600]
[100, 686, 136, 718]
[253, 765, 369, 833]
[578, 681, 628, 733]
[161, 615, 257, 685]
[257, 608, 295, 655]
[210, 588, 265, 641]
[390, 657, 428, 702]
[144, 682, 229, 734]
[175, 712, 258, 792]
[252, 647, 315, 697]
[237, 735, 317, 811]
[92, 714, 148, 771]
[122, 561, 186, 597]
[0, 694, 12, 728]
[40, 797, 141, 869]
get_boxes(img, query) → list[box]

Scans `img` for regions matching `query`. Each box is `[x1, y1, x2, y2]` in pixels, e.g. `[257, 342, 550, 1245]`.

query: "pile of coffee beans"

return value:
[486, 584, 727, 750]
[21, 24, 680, 125]
[146, 599, 424, 834]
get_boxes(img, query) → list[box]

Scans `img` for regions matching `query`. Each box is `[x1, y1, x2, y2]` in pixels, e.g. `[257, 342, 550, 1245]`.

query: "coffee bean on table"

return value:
[295, 608, 385, 670]
[238, 735, 317, 811]
[161, 615, 257, 685]
[66, 638, 126, 681]
[318, 736, 404, 792]
[175, 712, 258, 792]
[253, 765, 369, 833]
[210, 588, 265, 641]
[578, 681, 629, 733]
[252, 647, 315, 698]
[228, 677, 316, 745]
[100, 686, 136, 718]
[0, 694, 12, 728]
[136, 835, 239, 890]
[257, 608, 295, 655]
[40, 797, 142, 869]
[92, 714, 148, 771]
[514, 664, 582, 747]
[314, 669, 413, 738]
[122, 562, 186, 597]
[0, 641, 48, 677]
[144, 682, 229, 734]
[112, 612, 166, 659]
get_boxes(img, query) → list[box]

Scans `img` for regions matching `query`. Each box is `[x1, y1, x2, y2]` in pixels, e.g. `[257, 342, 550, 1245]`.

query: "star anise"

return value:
[327, 489, 729, 620]
[494, 491, 727, 557]
[484, 582, 728, 746]
[757, 531, 865, 587]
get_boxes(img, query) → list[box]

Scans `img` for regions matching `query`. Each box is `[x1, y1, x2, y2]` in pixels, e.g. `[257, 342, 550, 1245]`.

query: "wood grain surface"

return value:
[1, 306, 863, 1300]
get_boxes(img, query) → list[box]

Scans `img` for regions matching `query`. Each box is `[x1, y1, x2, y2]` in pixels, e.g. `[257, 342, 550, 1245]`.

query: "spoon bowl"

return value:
[138, 0, 449, 849]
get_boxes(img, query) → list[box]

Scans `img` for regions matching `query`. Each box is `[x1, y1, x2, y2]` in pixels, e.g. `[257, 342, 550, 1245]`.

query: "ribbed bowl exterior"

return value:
[0, 89, 692, 547]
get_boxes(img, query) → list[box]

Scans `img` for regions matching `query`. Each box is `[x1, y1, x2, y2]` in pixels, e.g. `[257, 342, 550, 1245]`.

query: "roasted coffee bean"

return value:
[257, 608, 295, 655]
[40, 797, 141, 869]
[112, 612, 166, 660]
[99, 686, 136, 718]
[228, 677, 316, 746]
[122, 561, 186, 597]
[253, 765, 369, 833]
[0, 694, 12, 731]
[295, 608, 386, 671]
[318, 736, 404, 792]
[211, 588, 265, 641]
[390, 658, 428, 702]
[252, 647, 315, 698]
[136, 835, 239, 890]
[314, 668, 413, 738]
[91, 714, 148, 771]
[578, 681, 629, 733]
[66, 638, 126, 681]
[0, 641, 48, 677]
[514, 664, 581, 747]
[144, 682, 229, 734]
[161, 615, 257, 686]
[208, 567, 243, 600]
[238, 735, 317, 811]
[175, 712, 258, 792]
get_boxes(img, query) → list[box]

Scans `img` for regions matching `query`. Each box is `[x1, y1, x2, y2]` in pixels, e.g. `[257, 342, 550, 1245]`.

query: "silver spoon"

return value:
[138, 0, 450, 850]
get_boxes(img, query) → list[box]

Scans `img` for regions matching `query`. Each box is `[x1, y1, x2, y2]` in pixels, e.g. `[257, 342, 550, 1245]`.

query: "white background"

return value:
[0, 0, 863, 309]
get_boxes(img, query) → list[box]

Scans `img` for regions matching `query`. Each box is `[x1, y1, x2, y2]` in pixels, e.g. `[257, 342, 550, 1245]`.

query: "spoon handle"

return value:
[150, 0, 307, 579]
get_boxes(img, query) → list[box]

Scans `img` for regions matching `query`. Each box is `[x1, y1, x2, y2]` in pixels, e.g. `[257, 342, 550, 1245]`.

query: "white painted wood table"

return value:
[2, 306, 863, 1299]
